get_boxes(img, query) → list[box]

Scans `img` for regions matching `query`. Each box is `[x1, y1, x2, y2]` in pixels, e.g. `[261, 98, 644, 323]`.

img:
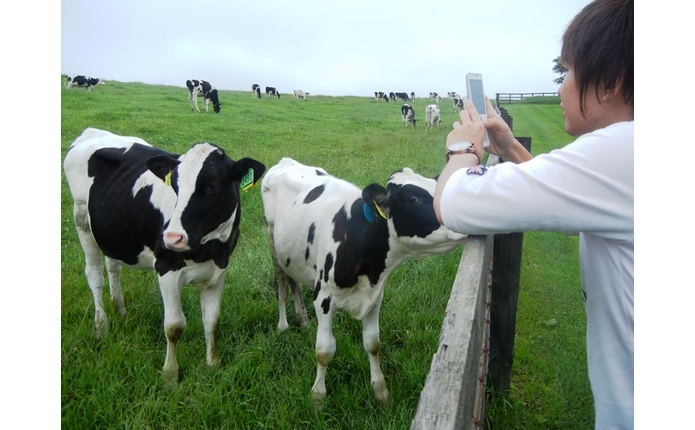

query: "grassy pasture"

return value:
[61, 82, 591, 429]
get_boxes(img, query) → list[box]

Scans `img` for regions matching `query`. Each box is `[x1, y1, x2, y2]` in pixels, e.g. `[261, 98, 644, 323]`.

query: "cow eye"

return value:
[406, 195, 419, 206]
[204, 181, 220, 194]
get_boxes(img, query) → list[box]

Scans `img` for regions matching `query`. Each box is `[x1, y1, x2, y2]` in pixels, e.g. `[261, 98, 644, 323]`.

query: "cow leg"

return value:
[159, 272, 185, 385]
[203, 98, 209, 113]
[362, 293, 389, 403]
[290, 279, 309, 328]
[189, 92, 199, 112]
[200, 274, 224, 367]
[73, 202, 108, 337]
[104, 256, 125, 316]
[311, 292, 336, 406]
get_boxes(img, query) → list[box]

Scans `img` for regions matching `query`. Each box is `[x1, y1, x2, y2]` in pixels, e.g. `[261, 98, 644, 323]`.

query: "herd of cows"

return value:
[62, 75, 469, 404]
[64, 75, 466, 131]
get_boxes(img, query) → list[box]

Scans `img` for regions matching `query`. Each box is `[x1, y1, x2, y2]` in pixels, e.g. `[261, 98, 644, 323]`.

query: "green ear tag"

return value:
[241, 169, 255, 191]
[164, 171, 172, 186]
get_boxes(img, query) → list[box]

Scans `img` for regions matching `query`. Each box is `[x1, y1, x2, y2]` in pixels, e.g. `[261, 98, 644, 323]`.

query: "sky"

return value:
[61, 0, 593, 98]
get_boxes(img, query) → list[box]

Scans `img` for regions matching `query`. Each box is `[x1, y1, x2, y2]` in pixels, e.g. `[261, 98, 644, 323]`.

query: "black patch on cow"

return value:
[321, 297, 331, 314]
[315, 169, 327, 176]
[323, 253, 333, 283]
[305, 246, 310, 261]
[386, 183, 441, 239]
[314, 280, 322, 301]
[285, 257, 291, 267]
[304, 185, 325, 204]
[307, 223, 316, 244]
[330, 200, 390, 288]
[87, 144, 178, 266]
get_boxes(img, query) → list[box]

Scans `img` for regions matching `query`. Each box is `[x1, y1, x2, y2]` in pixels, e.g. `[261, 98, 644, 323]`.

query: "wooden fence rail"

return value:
[410, 235, 494, 430]
[496, 92, 558, 105]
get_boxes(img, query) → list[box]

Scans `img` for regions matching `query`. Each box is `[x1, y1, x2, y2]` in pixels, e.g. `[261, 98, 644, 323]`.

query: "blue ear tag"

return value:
[363, 203, 376, 223]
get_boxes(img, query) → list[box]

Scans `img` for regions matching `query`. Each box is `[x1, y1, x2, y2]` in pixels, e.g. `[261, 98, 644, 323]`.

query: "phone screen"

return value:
[468, 78, 486, 114]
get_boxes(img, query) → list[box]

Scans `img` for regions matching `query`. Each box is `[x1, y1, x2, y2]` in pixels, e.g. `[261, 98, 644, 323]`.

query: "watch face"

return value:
[446, 141, 473, 152]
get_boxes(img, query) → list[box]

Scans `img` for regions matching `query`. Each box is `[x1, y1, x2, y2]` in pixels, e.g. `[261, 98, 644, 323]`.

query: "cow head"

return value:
[208, 89, 221, 113]
[146, 143, 265, 251]
[362, 168, 465, 256]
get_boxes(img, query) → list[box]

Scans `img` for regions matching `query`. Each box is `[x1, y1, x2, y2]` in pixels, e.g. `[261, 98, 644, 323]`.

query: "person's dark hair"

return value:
[561, 0, 633, 116]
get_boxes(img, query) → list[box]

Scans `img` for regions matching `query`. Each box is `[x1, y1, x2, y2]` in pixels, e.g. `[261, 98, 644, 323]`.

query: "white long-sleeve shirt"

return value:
[440, 121, 634, 429]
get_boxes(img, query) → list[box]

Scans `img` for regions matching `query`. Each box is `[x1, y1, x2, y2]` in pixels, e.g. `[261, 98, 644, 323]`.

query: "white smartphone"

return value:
[466, 73, 490, 148]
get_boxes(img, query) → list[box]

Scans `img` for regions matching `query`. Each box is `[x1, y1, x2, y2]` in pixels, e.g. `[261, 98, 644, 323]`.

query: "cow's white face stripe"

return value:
[164, 143, 218, 238]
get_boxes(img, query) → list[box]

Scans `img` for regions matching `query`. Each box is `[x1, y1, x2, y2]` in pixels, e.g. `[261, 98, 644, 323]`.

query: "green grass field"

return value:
[61, 81, 592, 429]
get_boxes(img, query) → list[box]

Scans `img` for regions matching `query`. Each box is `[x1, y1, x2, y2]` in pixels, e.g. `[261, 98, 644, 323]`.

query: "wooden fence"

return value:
[411, 108, 530, 429]
[495, 92, 558, 105]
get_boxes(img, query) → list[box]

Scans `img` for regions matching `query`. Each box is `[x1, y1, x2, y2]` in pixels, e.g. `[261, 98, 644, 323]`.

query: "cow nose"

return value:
[164, 231, 189, 250]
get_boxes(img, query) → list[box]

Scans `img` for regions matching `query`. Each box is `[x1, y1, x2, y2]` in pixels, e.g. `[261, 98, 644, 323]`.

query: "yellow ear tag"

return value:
[241, 168, 255, 191]
[164, 170, 172, 186]
[373, 199, 387, 219]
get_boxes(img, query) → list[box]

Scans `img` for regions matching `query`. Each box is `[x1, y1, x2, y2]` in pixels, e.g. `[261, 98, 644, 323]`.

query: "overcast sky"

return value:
[61, 0, 592, 98]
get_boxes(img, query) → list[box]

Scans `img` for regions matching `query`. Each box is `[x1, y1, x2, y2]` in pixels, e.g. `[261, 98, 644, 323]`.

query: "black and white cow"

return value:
[63, 127, 265, 385]
[401, 104, 417, 127]
[374, 91, 389, 102]
[65, 75, 105, 91]
[388, 92, 396, 101]
[186, 79, 221, 113]
[293, 90, 309, 100]
[265, 86, 281, 99]
[425, 104, 440, 130]
[410, 92, 416, 101]
[452, 96, 464, 113]
[252, 84, 262, 98]
[394, 92, 410, 102]
[261, 158, 466, 404]
[429, 92, 438, 102]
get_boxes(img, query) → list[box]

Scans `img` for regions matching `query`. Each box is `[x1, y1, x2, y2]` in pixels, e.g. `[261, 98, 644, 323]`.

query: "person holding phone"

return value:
[433, 0, 633, 428]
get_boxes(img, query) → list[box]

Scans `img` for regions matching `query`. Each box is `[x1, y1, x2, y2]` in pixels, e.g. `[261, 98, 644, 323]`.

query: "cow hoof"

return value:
[93, 318, 108, 339]
[311, 391, 326, 408]
[373, 381, 389, 403]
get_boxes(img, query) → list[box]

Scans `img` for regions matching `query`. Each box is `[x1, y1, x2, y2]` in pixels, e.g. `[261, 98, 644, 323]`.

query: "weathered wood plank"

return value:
[410, 235, 493, 430]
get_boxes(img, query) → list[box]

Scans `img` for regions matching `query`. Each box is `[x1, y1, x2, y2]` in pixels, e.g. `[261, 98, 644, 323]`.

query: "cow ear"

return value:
[229, 158, 266, 189]
[362, 184, 389, 219]
[147, 155, 181, 182]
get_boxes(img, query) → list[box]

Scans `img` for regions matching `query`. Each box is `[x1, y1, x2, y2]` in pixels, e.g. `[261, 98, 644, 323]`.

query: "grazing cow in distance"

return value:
[429, 92, 438, 102]
[266, 86, 281, 99]
[261, 158, 466, 405]
[65, 75, 105, 91]
[186, 79, 221, 113]
[374, 91, 389, 102]
[410, 92, 416, 101]
[293, 90, 309, 100]
[394, 92, 409, 102]
[252, 84, 262, 98]
[389, 92, 396, 101]
[425, 104, 440, 130]
[401, 103, 417, 127]
[448, 91, 460, 100]
[435, 95, 442, 105]
[452, 96, 464, 113]
[63, 127, 266, 385]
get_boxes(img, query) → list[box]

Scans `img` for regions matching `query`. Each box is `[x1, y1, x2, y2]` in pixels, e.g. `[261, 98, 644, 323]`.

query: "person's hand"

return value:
[446, 100, 486, 162]
[480, 96, 515, 157]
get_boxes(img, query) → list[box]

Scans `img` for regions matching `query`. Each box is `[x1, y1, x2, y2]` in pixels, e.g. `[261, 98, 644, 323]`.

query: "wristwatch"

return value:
[445, 141, 479, 163]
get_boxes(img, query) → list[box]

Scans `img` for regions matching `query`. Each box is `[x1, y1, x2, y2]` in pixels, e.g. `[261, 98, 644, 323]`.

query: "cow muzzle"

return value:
[164, 231, 190, 251]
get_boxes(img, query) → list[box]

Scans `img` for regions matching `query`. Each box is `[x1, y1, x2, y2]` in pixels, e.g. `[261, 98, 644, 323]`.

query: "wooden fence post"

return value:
[487, 136, 531, 395]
